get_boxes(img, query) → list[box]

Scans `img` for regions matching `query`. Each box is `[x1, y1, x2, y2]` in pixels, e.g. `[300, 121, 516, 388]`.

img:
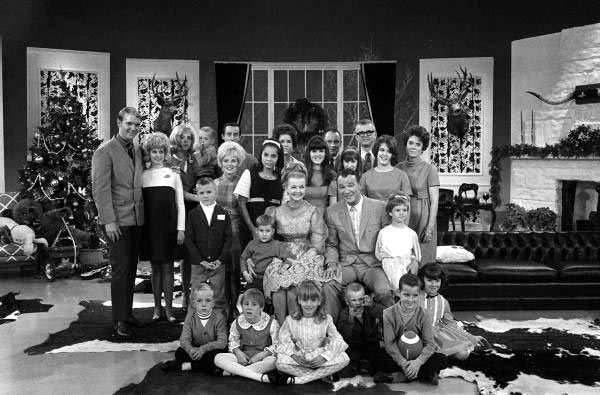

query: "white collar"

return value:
[200, 202, 217, 209]
[346, 195, 364, 213]
[237, 312, 271, 330]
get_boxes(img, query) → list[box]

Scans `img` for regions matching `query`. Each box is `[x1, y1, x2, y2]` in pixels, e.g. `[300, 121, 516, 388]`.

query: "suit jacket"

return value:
[92, 137, 144, 226]
[325, 195, 389, 267]
[185, 204, 232, 266]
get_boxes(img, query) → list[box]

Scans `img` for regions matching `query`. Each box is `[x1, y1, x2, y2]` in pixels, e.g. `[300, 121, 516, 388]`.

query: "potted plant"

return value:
[526, 207, 557, 231]
[500, 203, 528, 231]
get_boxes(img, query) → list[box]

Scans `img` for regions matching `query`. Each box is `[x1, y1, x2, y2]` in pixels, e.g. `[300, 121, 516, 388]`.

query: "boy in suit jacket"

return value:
[322, 168, 394, 322]
[92, 107, 144, 337]
[185, 177, 232, 317]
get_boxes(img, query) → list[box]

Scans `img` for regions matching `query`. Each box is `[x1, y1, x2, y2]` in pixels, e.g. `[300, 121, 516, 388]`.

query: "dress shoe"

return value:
[127, 314, 147, 328]
[115, 321, 132, 337]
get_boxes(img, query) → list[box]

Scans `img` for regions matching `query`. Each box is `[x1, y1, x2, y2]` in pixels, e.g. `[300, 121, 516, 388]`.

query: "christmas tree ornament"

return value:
[34, 155, 44, 164]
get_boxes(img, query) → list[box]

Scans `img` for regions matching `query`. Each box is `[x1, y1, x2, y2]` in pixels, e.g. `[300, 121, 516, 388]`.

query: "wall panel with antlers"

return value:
[137, 76, 189, 138]
[429, 74, 482, 174]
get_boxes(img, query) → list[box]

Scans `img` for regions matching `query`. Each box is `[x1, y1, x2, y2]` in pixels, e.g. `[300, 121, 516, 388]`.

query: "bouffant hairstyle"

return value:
[292, 280, 327, 323]
[402, 125, 431, 151]
[385, 194, 411, 214]
[303, 135, 336, 186]
[142, 132, 171, 162]
[281, 162, 308, 187]
[272, 123, 298, 149]
[240, 288, 266, 309]
[338, 147, 363, 177]
[256, 138, 284, 175]
[169, 124, 198, 154]
[372, 135, 399, 166]
[217, 141, 246, 168]
[418, 262, 449, 292]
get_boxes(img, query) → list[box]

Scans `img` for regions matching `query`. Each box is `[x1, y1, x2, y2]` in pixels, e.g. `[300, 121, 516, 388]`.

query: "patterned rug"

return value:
[24, 300, 186, 355]
[442, 317, 600, 394]
[0, 292, 53, 325]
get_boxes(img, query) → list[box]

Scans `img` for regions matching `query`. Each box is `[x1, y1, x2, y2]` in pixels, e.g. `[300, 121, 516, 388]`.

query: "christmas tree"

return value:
[19, 73, 104, 233]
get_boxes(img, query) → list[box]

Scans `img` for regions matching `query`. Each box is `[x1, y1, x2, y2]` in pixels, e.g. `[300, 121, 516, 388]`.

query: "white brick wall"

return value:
[512, 23, 600, 145]
[510, 157, 600, 226]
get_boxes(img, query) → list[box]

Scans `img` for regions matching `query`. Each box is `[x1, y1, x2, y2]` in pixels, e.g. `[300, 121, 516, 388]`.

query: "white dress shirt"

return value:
[200, 202, 216, 225]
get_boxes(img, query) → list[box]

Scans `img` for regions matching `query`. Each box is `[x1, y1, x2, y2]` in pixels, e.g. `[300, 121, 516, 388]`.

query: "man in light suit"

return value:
[92, 107, 144, 337]
[323, 168, 394, 322]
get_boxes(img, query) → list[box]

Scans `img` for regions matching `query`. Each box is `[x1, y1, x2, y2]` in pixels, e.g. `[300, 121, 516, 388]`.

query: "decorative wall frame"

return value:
[27, 47, 110, 142]
[125, 59, 200, 137]
[419, 57, 494, 191]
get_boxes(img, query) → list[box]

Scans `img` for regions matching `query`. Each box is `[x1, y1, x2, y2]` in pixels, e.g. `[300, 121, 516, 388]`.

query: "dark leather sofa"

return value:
[437, 231, 600, 310]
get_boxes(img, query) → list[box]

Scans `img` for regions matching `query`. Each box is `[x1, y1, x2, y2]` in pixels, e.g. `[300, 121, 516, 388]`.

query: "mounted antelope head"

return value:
[151, 73, 188, 134]
[428, 67, 474, 139]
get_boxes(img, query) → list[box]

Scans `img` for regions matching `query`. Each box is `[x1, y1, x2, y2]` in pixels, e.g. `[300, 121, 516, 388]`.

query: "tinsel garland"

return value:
[490, 124, 600, 207]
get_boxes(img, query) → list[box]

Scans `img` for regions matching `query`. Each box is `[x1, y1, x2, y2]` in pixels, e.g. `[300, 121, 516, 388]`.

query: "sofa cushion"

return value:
[436, 245, 475, 263]
[474, 259, 558, 282]
[556, 260, 600, 281]
[441, 263, 478, 283]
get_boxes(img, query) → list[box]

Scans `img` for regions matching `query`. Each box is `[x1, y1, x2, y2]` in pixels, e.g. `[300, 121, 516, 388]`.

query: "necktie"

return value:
[363, 152, 372, 172]
[125, 143, 134, 161]
[349, 205, 359, 245]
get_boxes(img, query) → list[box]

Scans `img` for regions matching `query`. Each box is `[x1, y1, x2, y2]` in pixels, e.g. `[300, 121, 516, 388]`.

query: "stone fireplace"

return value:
[510, 157, 600, 230]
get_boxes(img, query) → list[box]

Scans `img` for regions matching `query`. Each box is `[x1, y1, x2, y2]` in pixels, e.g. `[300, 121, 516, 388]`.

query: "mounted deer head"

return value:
[428, 67, 474, 139]
[150, 73, 188, 134]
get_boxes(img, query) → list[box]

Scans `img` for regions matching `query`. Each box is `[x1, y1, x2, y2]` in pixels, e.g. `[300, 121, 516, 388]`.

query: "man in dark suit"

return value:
[185, 177, 232, 317]
[92, 107, 144, 337]
[322, 168, 394, 322]
[325, 128, 342, 169]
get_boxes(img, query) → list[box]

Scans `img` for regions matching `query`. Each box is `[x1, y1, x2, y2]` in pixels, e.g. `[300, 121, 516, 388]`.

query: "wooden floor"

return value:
[0, 273, 596, 395]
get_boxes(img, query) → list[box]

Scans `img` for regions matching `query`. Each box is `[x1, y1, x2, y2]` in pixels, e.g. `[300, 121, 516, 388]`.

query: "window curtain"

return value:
[360, 62, 396, 135]
[215, 63, 251, 141]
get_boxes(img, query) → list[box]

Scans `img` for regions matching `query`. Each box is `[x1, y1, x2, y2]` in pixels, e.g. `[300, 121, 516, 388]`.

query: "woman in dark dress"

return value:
[141, 132, 185, 322]
[234, 139, 284, 239]
[168, 124, 203, 310]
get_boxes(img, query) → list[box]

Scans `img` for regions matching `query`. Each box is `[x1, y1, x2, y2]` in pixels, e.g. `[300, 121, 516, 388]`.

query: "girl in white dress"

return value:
[275, 280, 349, 384]
[375, 195, 421, 290]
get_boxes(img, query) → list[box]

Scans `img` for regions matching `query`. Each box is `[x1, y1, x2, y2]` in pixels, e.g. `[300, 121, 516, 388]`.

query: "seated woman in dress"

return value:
[272, 124, 303, 169]
[261, 163, 341, 325]
[234, 139, 285, 239]
[328, 146, 362, 206]
[302, 135, 336, 213]
[360, 135, 412, 201]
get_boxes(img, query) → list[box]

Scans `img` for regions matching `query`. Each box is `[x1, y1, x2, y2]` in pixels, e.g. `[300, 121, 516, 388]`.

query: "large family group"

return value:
[91, 107, 485, 386]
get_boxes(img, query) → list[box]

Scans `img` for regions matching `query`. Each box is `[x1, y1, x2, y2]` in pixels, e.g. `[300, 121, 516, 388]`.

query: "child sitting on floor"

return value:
[162, 284, 227, 373]
[419, 262, 489, 360]
[275, 280, 350, 385]
[214, 288, 280, 383]
[377, 273, 447, 385]
[336, 282, 395, 377]
[240, 214, 289, 293]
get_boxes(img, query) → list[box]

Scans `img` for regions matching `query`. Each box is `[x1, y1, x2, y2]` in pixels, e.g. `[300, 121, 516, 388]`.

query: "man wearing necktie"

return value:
[355, 119, 377, 173]
[322, 168, 394, 322]
[92, 107, 145, 337]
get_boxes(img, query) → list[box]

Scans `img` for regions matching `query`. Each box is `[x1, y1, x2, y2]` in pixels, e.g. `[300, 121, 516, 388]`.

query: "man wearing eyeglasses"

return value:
[355, 119, 377, 173]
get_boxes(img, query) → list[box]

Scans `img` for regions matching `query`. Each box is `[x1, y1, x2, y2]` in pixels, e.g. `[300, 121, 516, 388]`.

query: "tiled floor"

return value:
[1, 274, 597, 395]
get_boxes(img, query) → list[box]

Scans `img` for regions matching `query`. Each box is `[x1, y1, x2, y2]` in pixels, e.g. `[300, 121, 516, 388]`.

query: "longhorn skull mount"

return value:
[526, 83, 600, 106]
[428, 67, 475, 139]
[150, 73, 189, 134]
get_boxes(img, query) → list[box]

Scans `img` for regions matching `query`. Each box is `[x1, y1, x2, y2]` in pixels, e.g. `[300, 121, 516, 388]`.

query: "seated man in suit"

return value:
[322, 168, 394, 322]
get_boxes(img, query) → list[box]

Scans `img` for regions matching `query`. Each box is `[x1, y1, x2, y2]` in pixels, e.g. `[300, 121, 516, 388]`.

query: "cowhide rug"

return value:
[442, 317, 600, 394]
[0, 292, 53, 325]
[24, 300, 186, 355]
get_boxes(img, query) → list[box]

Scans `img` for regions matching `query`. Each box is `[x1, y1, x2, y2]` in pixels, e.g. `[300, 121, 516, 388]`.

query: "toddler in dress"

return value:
[375, 195, 421, 289]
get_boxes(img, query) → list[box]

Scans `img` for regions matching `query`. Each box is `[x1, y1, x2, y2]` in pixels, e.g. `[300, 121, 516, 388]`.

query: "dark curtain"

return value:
[215, 63, 251, 141]
[360, 62, 396, 136]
